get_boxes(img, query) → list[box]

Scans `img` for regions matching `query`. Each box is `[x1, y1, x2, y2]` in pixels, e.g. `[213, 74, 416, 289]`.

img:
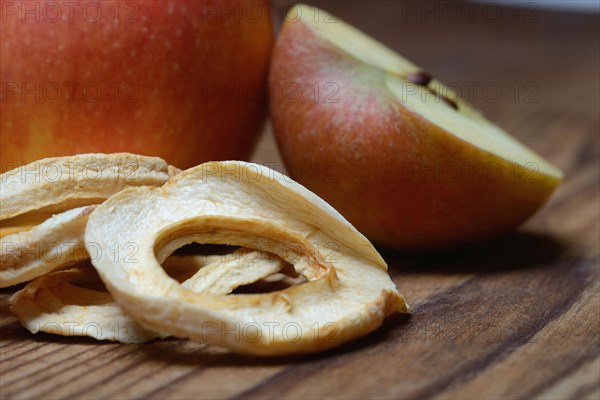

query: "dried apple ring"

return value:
[86, 161, 409, 355]
[0, 153, 178, 287]
[10, 251, 289, 343]
[181, 248, 287, 294]
[1, 153, 178, 226]
[0, 226, 34, 239]
[10, 266, 157, 343]
[1, 206, 95, 288]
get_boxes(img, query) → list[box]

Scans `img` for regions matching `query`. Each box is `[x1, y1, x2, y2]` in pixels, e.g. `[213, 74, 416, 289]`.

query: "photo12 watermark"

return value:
[1, 81, 139, 104]
[26, 320, 341, 344]
[0, 1, 277, 24]
[1, 159, 149, 183]
[1, 1, 140, 23]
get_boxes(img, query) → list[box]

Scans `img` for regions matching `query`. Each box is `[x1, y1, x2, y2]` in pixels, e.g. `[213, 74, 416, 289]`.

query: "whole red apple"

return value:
[1, 0, 273, 169]
[269, 5, 562, 250]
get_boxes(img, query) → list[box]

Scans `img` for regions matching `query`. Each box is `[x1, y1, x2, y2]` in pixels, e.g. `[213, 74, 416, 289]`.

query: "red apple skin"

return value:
[1, 0, 273, 169]
[269, 19, 560, 250]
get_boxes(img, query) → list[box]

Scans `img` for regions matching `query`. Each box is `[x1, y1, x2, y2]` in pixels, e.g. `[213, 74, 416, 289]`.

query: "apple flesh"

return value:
[1, 0, 273, 169]
[269, 4, 563, 250]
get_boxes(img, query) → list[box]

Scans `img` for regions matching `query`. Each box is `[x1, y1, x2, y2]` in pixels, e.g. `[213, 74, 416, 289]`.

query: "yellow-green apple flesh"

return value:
[269, 5, 563, 250]
[1, 0, 273, 169]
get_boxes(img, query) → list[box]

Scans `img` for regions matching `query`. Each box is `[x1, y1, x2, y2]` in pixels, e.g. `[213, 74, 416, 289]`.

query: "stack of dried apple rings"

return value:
[1, 154, 178, 287]
[1, 154, 408, 355]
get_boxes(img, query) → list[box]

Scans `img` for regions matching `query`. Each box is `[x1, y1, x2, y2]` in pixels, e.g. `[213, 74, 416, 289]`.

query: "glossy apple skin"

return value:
[269, 20, 560, 250]
[1, 0, 273, 169]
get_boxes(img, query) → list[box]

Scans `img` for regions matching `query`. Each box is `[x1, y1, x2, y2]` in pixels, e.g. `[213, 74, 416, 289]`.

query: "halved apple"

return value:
[269, 4, 563, 249]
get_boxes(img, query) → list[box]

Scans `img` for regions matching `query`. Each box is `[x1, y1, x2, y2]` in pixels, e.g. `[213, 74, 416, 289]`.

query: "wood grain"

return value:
[1, 1, 598, 399]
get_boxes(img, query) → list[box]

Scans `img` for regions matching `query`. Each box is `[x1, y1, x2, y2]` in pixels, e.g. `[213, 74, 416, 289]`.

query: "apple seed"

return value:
[408, 71, 432, 86]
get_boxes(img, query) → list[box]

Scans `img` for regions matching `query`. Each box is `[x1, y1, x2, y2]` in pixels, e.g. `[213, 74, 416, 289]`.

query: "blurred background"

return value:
[477, 0, 600, 12]
[478, 0, 600, 12]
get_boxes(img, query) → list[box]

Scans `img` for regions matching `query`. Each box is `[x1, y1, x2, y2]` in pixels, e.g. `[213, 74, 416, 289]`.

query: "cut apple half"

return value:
[293, 4, 562, 179]
[270, 5, 563, 248]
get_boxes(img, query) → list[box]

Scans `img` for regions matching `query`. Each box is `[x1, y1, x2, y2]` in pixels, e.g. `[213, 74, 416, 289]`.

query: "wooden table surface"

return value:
[1, 1, 598, 399]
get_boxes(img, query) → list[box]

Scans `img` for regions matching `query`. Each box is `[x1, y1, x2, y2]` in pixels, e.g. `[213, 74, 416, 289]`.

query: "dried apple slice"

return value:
[10, 266, 157, 343]
[1, 206, 95, 288]
[181, 250, 286, 294]
[86, 161, 408, 355]
[0, 226, 34, 239]
[0, 153, 178, 287]
[10, 251, 289, 343]
[1, 153, 178, 226]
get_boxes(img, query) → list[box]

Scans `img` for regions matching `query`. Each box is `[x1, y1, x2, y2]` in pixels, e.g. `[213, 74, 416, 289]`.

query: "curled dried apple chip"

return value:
[1, 153, 177, 226]
[86, 161, 408, 355]
[10, 250, 289, 343]
[1, 206, 95, 288]
[10, 266, 157, 343]
[0, 153, 178, 287]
